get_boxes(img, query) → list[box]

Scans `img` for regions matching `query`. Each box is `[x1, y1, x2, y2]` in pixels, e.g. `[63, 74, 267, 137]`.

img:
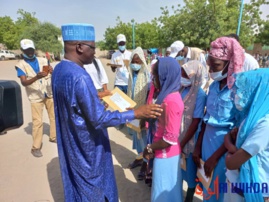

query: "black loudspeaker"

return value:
[0, 80, 23, 133]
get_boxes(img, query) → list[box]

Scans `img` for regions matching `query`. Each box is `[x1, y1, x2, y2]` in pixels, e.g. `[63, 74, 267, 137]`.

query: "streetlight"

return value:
[131, 19, 135, 49]
[236, 0, 244, 36]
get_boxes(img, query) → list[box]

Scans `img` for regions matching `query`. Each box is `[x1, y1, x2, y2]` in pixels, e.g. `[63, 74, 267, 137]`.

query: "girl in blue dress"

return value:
[192, 37, 245, 201]
[225, 69, 269, 202]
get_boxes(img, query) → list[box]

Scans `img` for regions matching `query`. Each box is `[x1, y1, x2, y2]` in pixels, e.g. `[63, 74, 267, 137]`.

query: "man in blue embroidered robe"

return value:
[52, 23, 162, 202]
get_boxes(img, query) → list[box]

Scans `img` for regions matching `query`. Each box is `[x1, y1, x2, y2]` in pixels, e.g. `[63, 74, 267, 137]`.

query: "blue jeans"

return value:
[115, 85, 128, 94]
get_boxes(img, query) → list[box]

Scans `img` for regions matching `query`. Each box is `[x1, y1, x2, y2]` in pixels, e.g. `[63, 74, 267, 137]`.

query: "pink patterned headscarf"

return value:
[209, 37, 245, 89]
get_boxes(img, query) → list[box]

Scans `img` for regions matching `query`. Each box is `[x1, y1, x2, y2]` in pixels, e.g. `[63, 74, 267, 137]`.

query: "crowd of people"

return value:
[15, 23, 269, 202]
[253, 52, 269, 68]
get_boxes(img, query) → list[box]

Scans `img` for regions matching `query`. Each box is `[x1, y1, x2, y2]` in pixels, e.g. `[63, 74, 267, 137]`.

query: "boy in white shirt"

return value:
[110, 34, 131, 94]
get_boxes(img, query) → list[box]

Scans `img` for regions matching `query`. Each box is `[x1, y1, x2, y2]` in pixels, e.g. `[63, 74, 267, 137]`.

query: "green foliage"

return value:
[0, 9, 62, 53]
[0, 16, 17, 49]
[103, 17, 133, 50]
[14, 9, 39, 49]
[135, 21, 160, 49]
[157, 0, 267, 49]
[96, 40, 106, 50]
[255, 20, 269, 45]
[1, 3, 268, 52]
[16, 9, 39, 26]
[103, 16, 160, 50]
[101, 0, 268, 50]
[20, 22, 62, 54]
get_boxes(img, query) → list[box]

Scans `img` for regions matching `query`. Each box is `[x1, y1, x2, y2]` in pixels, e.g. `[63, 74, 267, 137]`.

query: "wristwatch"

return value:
[147, 144, 153, 154]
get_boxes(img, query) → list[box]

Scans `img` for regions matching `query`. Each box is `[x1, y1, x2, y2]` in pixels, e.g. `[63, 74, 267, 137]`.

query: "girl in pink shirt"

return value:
[143, 57, 184, 202]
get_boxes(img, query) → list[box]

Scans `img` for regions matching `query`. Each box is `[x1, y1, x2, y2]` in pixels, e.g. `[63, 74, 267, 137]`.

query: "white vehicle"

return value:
[0, 50, 16, 60]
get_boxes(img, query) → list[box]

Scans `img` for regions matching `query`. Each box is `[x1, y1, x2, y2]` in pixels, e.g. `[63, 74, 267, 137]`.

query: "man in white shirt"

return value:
[84, 58, 111, 98]
[170, 40, 209, 90]
[85, 58, 108, 91]
[110, 34, 132, 94]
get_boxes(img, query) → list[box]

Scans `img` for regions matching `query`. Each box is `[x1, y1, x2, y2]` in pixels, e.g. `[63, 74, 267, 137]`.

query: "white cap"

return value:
[166, 47, 171, 52]
[20, 39, 35, 50]
[117, 34, 126, 43]
[169, 41, 184, 58]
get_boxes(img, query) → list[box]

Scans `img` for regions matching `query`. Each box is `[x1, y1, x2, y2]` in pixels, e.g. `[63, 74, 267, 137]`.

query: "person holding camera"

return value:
[15, 39, 56, 158]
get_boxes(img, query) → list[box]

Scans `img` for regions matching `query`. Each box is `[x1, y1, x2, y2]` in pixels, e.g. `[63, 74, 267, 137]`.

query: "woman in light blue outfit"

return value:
[224, 69, 269, 202]
[127, 47, 150, 171]
[193, 37, 245, 202]
[179, 60, 207, 202]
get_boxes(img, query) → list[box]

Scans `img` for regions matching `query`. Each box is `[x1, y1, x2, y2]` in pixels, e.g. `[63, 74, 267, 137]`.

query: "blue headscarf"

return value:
[232, 68, 269, 202]
[148, 57, 181, 144]
[155, 57, 181, 104]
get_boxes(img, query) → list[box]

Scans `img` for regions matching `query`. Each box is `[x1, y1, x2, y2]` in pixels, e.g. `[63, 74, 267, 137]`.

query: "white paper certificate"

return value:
[109, 92, 131, 112]
[129, 119, 140, 127]
[196, 159, 213, 190]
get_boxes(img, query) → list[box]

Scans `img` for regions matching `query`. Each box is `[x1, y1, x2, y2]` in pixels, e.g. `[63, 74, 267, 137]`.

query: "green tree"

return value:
[255, 20, 269, 45]
[158, 0, 268, 49]
[135, 20, 160, 49]
[15, 9, 39, 49]
[96, 40, 106, 50]
[20, 22, 62, 54]
[103, 17, 160, 50]
[103, 17, 133, 50]
[0, 16, 17, 49]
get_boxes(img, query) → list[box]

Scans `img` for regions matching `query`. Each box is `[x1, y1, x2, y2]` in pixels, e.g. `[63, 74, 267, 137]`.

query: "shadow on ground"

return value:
[113, 125, 133, 141]
[24, 122, 51, 136]
[47, 157, 64, 202]
[110, 139, 151, 202]
[110, 139, 202, 202]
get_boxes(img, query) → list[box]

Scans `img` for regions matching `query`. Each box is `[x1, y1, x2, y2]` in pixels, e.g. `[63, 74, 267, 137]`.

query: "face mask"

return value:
[181, 77, 192, 87]
[119, 45, 126, 51]
[176, 56, 184, 61]
[23, 53, 36, 60]
[210, 71, 227, 81]
[234, 94, 243, 111]
[210, 63, 229, 81]
[130, 63, 141, 71]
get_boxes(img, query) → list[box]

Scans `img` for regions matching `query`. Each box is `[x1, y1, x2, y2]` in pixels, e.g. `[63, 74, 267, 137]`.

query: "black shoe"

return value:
[127, 159, 143, 169]
[137, 171, 145, 181]
[31, 149, 43, 157]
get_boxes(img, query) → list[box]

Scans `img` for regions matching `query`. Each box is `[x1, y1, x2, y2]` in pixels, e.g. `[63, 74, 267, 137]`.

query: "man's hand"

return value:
[224, 133, 237, 154]
[229, 127, 238, 143]
[180, 142, 186, 151]
[111, 66, 117, 72]
[204, 155, 218, 178]
[192, 145, 202, 168]
[133, 104, 163, 119]
[36, 72, 48, 79]
[143, 147, 154, 160]
[48, 66, 53, 74]
[99, 90, 112, 99]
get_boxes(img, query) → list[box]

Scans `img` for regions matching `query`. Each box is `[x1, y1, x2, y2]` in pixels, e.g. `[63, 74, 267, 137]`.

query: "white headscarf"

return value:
[127, 47, 150, 108]
[179, 60, 204, 156]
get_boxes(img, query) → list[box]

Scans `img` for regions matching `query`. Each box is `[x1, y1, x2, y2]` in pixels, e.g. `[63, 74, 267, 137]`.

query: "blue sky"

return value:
[0, 0, 268, 41]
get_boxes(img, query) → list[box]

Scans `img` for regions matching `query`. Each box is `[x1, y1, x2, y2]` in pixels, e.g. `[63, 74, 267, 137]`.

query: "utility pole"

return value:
[131, 19, 135, 49]
[237, 0, 244, 36]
